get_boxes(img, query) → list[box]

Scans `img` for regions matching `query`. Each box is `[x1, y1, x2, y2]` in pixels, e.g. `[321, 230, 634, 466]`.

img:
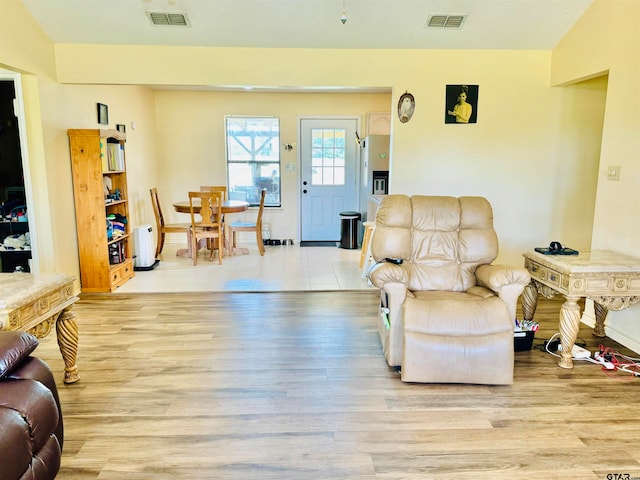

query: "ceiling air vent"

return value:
[425, 15, 466, 29]
[148, 12, 190, 27]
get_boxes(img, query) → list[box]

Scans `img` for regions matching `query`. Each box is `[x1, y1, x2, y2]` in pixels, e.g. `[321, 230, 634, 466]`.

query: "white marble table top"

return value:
[523, 249, 640, 273]
[0, 272, 76, 311]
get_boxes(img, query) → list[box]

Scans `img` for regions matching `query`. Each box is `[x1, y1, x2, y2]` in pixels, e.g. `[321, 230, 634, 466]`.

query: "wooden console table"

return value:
[0, 273, 80, 383]
[522, 250, 640, 369]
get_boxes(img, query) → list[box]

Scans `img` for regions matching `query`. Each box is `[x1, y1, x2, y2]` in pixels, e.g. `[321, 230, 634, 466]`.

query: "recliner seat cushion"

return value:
[405, 291, 512, 337]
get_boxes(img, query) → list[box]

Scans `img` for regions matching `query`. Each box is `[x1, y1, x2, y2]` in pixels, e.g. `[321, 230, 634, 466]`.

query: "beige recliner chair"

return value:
[368, 195, 530, 385]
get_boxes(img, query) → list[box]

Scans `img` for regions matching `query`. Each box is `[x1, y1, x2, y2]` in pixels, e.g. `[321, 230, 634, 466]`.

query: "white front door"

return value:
[299, 118, 359, 244]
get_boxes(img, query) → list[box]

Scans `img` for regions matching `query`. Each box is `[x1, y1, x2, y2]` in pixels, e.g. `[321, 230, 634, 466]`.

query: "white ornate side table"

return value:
[522, 250, 640, 369]
[0, 272, 80, 383]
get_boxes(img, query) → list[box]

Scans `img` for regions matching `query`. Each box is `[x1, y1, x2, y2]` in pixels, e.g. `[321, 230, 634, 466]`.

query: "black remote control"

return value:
[384, 258, 403, 265]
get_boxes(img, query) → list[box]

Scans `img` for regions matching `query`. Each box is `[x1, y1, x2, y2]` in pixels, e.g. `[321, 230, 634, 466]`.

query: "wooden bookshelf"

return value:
[68, 129, 134, 292]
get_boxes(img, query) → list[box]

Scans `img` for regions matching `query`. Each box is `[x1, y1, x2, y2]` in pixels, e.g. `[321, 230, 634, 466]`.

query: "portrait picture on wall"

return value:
[445, 84, 479, 124]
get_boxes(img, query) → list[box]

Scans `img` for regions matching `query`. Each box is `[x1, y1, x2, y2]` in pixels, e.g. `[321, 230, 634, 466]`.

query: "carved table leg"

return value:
[593, 302, 608, 337]
[558, 295, 582, 369]
[521, 281, 539, 321]
[56, 305, 80, 384]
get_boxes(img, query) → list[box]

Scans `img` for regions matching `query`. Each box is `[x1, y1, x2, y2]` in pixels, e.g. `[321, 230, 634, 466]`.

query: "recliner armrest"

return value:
[475, 264, 531, 293]
[0, 331, 39, 379]
[368, 262, 409, 288]
[378, 281, 412, 367]
[476, 264, 531, 321]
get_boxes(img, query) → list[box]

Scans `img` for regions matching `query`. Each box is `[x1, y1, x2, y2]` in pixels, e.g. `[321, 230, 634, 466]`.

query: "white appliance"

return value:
[359, 135, 390, 222]
[133, 224, 156, 269]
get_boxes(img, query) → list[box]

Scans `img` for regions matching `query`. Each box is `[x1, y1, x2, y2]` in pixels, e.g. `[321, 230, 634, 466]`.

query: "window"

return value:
[311, 128, 346, 185]
[225, 116, 280, 207]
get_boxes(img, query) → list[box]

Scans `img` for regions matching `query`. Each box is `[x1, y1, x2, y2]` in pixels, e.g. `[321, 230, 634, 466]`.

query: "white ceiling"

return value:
[21, 0, 594, 50]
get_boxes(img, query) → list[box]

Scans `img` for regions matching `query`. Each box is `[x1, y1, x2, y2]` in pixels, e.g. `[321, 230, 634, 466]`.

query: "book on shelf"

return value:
[100, 138, 108, 171]
[105, 141, 125, 171]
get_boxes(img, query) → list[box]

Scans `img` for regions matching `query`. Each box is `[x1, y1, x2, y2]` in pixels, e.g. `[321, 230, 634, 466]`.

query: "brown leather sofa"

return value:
[369, 195, 530, 385]
[0, 331, 63, 480]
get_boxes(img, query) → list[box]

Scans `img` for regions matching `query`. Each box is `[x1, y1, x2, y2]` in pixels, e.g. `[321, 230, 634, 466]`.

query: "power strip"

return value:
[594, 351, 616, 370]
[558, 343, 591, 359]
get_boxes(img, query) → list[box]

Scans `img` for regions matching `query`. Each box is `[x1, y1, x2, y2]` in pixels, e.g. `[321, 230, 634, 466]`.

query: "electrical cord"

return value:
[542, 333, 590, 362]
[543, 332, 562, 358]
[595, 344, 640, 378]
[540, 333, 586, 356]
[365, 259, 384, 282]
[542, 333, 640, 378]
[543, 333, 605, 365]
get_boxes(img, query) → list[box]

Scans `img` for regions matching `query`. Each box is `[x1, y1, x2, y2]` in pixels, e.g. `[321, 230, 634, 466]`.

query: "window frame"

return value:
[225, 115, 281, 208]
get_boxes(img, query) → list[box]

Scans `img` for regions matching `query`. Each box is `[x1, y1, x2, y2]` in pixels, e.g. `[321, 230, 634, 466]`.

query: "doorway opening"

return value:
[0, 77, 31, 272]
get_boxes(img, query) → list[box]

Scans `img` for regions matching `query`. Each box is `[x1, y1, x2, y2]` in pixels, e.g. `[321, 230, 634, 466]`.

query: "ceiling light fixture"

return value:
[340, 0, 347, 24]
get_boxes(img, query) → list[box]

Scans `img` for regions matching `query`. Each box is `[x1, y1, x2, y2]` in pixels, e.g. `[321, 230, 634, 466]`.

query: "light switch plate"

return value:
[607, 165, 621, 181]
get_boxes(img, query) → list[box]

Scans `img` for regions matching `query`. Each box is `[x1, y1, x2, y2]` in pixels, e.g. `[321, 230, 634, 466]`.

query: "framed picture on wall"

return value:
[397, 92, 415, 123]
[97, 103, 109, 125]
[445, 85, 478, 124]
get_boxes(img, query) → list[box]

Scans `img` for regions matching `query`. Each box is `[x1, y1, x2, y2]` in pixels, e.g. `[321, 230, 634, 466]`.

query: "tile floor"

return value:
[115, 242, 376, 293]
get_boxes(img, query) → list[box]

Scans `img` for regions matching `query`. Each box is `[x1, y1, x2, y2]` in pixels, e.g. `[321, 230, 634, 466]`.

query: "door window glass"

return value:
[311, 128, 346, 186]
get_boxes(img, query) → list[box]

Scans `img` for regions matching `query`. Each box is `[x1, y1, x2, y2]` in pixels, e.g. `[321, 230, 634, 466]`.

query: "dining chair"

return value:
[188, 190, 224, 265]
[228, 188, 266, 256]
[150, 187, 191, 258]
[200, 185, 227, 199]
[200, 186, 228, 248]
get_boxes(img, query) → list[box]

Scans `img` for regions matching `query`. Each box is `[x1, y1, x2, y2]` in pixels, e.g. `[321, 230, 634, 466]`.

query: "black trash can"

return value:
[339, 211, 361, 249]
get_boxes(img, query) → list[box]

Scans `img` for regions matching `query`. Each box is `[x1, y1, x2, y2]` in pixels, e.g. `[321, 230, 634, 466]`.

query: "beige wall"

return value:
[53, 84, 159, 230]
[551, 0, 640, 351]
[154, 90, 391, 242]
[8, 78, 158, 287]
[549, 74, 606, 251]
[0, 1, 159, 286]
[54, 44, 600, 265]
[0, 0, 55, 78]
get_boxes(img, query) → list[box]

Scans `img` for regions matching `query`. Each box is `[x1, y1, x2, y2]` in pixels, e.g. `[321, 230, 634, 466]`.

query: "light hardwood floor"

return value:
[35, 291, 640, 479]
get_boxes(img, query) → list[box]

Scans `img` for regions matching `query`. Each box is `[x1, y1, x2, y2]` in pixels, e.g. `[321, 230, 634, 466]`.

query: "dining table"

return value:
[172, 199, 249, 215]
[173, 199, 249, 257]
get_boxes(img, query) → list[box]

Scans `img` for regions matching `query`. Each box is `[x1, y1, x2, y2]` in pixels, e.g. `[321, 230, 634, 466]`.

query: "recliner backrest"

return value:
[372, 195, 499, 291]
